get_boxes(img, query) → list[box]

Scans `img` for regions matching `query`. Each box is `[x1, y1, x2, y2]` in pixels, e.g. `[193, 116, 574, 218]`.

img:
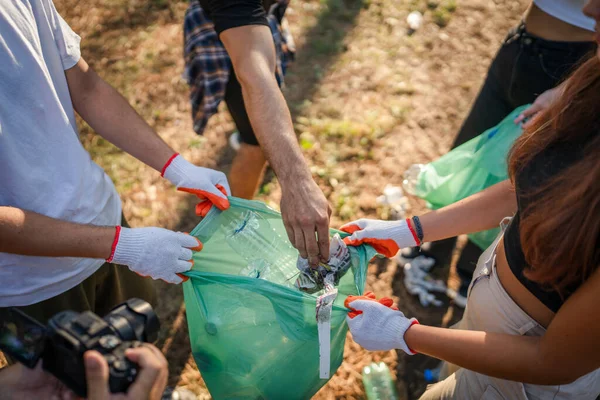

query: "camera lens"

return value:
[103, 299, 160, 343]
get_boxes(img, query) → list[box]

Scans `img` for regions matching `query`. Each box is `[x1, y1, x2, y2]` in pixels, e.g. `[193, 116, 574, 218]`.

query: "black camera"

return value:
[0, 298, 160, 397]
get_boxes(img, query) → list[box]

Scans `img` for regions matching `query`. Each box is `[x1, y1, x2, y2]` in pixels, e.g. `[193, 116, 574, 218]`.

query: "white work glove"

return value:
[162, 153, 231, 217]
[108, 227, 203, 284]
[340, 219, 418, 257]
[346, 299, 419, 354]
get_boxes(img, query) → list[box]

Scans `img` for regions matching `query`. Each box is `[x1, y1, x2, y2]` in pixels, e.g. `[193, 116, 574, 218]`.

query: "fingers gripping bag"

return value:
[405, 105, 528, 249]
[182, 198, 376, 399]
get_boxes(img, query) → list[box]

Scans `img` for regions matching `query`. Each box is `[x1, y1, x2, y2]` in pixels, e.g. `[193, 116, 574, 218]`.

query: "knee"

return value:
[237, 144, 266, 164]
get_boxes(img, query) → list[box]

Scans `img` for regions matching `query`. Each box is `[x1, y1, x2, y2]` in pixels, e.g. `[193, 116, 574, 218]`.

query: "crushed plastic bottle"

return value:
[225, 210, 296, 287]
[362, 362, 399, 400]
[295, 234, 351, 293]
[377, 185, 410, 221]
[402, 164, 424, 195]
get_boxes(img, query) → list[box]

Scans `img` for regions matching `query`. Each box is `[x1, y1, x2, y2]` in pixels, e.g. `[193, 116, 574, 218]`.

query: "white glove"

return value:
[346, 299, 419, 354]
[340, 219, 418, 257]
[162, 154, 231, 216]
[108, 227, 202, 284]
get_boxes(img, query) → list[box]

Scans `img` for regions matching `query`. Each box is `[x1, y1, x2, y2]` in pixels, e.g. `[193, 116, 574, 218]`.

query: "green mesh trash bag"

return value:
[183, 198, 376, 400]
[410, 105, 527, 250]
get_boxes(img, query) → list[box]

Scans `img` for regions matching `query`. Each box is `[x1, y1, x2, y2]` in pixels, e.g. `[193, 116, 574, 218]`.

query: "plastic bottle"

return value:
[238, 259, 272, 280]
[362, 362, 399, 400]
[376, 185, 410, 221]
[225, 210, 296, 286]
[402, 164, 424, 195]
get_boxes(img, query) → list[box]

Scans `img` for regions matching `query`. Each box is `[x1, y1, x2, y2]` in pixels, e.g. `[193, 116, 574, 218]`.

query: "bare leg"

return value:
[229, 143, 267, 199]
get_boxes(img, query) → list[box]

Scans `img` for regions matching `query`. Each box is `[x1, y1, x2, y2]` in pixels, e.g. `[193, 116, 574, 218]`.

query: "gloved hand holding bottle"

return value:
[345, 293, 419, 354]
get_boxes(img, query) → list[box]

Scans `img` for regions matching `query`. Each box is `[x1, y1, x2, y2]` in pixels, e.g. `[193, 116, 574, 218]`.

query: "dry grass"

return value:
[47, 0, 527, 398]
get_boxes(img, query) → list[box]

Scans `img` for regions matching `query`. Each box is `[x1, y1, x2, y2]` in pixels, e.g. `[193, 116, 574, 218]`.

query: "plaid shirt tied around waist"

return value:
[183, 1, 294, 135]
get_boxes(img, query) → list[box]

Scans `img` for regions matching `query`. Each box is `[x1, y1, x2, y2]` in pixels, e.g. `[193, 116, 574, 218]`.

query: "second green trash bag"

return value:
[183, 198, 376, 400]
[408, 105, 528, 249]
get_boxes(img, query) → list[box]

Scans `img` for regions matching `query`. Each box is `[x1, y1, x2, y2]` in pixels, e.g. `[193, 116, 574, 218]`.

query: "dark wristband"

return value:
[412, 216, 424, 244]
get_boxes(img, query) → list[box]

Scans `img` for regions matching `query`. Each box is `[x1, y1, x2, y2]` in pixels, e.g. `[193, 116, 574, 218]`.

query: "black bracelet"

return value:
[412, 216, 424, 244]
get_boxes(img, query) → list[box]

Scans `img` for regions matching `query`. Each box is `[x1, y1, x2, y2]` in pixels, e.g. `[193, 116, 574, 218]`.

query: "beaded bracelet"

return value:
[412, 216, 424, 244]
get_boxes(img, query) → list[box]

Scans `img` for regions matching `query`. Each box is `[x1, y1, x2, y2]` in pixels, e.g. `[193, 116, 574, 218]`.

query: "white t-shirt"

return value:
[0, 0, 122, 306]
[534, 0, 595, 31]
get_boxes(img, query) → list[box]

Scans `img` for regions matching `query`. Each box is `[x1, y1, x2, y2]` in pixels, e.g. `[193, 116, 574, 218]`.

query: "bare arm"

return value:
[419, 179, 517, 241]
[65, 58, 174, 172]
[0, 206, 113, 259]
[341, 181, 517, 257]
[405, 267, 600, 385]
[220, 25, 331, 265]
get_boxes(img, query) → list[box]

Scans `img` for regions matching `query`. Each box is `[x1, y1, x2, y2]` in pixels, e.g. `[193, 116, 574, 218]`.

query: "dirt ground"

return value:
[15, 0, 527, 398]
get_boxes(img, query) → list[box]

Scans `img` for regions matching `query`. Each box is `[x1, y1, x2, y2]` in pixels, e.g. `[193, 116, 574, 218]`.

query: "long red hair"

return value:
[508, 55, 600, 296]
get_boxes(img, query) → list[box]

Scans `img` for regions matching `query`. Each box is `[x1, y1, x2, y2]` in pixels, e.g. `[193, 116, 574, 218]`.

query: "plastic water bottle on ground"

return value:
[377, 185, 410, 221]
[362, 362, 399, 400]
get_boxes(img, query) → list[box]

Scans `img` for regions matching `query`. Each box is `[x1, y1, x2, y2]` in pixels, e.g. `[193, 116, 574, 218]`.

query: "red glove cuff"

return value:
[106, 226, 122, 262]
[160, 153, 180, 177]
[406, 218, 420, 246]
[406, 319, 420, 355]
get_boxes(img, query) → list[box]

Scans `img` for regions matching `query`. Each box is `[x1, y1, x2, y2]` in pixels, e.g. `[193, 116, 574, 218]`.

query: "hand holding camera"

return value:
[1, 345, 167, 400]
[84, 345, 168, 400]
[0, 299, 165, 398]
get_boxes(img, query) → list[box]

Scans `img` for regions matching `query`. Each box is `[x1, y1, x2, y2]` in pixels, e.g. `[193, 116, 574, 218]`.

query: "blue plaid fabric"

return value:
[184, 1, 294, 135]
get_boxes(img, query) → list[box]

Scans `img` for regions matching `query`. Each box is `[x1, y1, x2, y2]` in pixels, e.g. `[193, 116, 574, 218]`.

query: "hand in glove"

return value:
[345, 294, 419, 354]
[162, 153, 230, 217]
[345, 291, 398, 318]
[340, 219, 419, 257]
[108, 227, 203, 284]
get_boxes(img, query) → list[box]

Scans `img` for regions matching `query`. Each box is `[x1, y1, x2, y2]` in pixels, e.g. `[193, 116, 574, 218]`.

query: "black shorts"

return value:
[225, 69, 259, 146]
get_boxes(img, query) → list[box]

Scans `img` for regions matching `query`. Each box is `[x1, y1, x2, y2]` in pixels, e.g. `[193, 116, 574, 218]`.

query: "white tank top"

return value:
[534, 0, 595, 31]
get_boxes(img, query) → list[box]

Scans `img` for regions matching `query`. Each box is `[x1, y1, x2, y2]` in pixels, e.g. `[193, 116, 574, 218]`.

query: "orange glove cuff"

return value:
[179, 184, 229, 216]
[345, 292, 398, 319]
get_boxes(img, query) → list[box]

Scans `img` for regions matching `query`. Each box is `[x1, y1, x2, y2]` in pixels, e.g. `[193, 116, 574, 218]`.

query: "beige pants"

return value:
[420, 221, 600, 399]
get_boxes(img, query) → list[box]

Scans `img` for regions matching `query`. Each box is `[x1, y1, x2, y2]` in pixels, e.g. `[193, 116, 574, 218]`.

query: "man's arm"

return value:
[65, 57, 230, 212]
[0, 205, 200, 284]
[65, 58, 174, 172]
[0, 206, 113, 259]
[220, 25, 332, 265]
